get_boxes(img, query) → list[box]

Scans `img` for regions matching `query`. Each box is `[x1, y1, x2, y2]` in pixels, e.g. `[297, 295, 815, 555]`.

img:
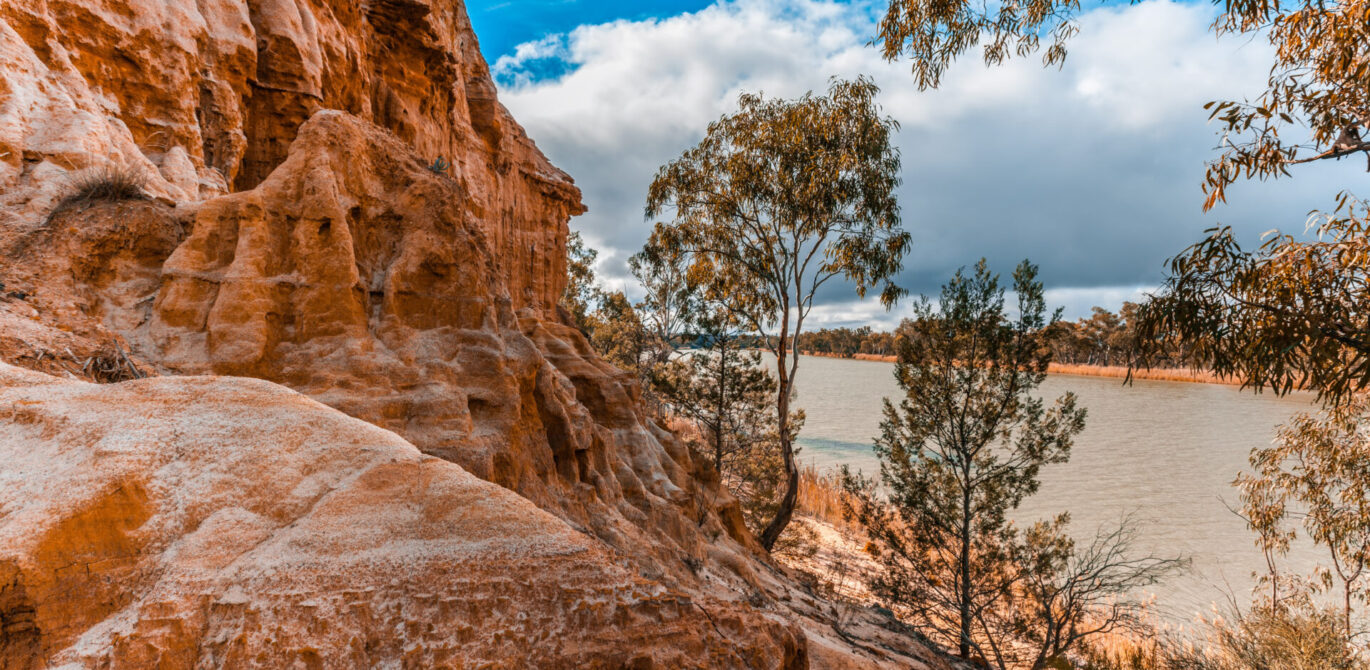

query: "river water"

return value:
[781, 354, 1317, 623]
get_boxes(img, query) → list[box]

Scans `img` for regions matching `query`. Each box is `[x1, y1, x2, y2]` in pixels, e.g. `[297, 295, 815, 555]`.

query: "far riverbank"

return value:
[794, 350, 1236, 386]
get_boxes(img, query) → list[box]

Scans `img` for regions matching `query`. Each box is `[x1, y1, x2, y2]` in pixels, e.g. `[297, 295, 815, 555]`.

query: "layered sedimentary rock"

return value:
[0, 0, 953, 666]
[135, 110, 752, 577]
[0, 0, 574, 312]
[0, 363, 806, 668]
[0, 0, 731, 577]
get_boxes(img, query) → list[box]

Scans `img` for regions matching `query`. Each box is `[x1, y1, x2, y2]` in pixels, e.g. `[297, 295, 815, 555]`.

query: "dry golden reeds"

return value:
[799, 349, 1239, 387]
[797, 465, 856, 530]
[1046, 363, 1235, 386]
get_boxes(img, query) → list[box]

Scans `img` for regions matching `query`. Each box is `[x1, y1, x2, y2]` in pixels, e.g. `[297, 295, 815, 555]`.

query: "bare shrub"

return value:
[75, 342, 146, 383]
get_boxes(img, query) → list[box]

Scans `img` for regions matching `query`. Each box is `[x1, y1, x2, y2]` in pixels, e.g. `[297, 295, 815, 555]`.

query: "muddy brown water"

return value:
[778, 353, 1318, 623]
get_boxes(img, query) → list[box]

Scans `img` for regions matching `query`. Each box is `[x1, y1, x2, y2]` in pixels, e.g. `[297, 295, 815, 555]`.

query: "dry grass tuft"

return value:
[18, 342, 147, 384]
[1076, 626, 1172, 670]
[49, 164, 149, 219]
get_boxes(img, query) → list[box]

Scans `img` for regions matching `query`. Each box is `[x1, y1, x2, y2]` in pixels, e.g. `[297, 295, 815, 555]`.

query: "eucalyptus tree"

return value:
[874, 0, 1370, 195]
[842, 260, 1087, 662]
[629, 224, 701, 364]
[1130, 4, 1370, 403]
[874, 0, 1079, 90]
[561, 232, 654, 380]
[1237, 396, 1370, 631]
[588, 290, 649, 376]
[1134, 199, 1370, 407]
[561, 230, 601, 332]
[645, 76, 910, 550]
[871, 0, 1370, 404]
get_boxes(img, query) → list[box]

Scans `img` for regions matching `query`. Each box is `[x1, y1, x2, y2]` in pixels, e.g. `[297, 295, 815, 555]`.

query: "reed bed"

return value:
[1046, 363, 1235, 385]
[797, 465, 857, 530]
[798, 350, 895, 362]
[798, 349, 1238, 387]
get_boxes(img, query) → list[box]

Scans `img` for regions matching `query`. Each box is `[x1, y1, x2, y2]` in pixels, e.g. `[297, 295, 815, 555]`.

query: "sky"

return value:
[469, 0, 1359, 326]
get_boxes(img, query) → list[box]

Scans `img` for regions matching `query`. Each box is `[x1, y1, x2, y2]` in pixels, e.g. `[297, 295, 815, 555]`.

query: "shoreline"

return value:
[1044, 363, 1235, 386]
[793, 350, 1237, 386]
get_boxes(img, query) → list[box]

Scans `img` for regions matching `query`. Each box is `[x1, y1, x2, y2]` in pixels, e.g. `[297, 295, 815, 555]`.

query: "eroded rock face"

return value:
[0, 0, 758, 601]
[0, 115, 781, 658]
[0, 363, 807, 669]
[0, 0, 799, 662]
[0, 0, 955, 666]
[123, 111, 757, 581]
[0, 0, 576, 313]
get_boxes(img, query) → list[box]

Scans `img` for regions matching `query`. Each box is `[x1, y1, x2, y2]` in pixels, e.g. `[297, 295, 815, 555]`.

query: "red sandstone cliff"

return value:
[1, 0, 575, 312]
[0, 1, 953, 667]
[0, 363, 805, 668]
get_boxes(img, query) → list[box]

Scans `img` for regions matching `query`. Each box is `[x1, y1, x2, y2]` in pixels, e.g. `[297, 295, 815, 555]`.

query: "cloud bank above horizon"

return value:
[483, 0, 1355, 326]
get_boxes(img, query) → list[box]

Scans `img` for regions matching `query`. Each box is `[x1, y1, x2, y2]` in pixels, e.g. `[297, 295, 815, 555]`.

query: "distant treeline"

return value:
[783, 303, 1201, 368]
[793, 326, 897, 357]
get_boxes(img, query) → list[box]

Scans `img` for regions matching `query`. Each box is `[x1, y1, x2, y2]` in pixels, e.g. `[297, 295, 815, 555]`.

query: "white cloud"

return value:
[494, 0, 1359, 322]
[802, 297, 912, 330]
[794, 285, 1156, 329]
[492, 35, 571, 87]
[1045, 285, 1155, 319]
[1065, 2, 1249, 129]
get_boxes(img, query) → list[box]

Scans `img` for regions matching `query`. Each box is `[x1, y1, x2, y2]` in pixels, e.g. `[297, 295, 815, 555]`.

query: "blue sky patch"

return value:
[470, 1, 715, 65]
